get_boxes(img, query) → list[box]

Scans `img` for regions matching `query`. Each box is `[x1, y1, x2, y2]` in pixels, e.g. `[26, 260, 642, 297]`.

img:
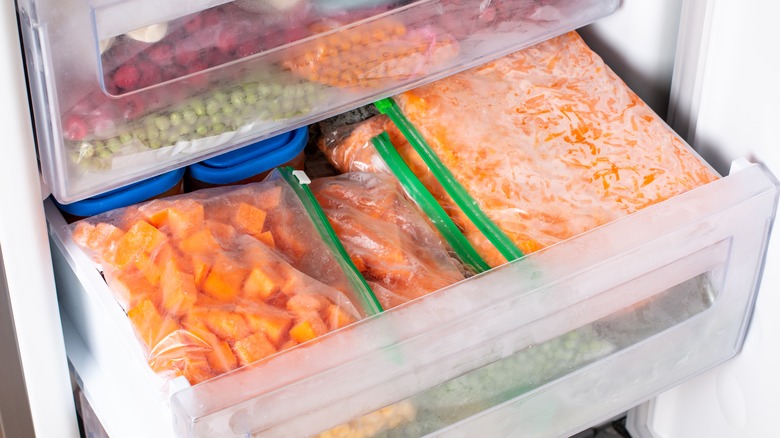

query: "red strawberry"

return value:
[62, 114, 89, 141]
[216, 27, 239, 54]
[202, 47, 227, 69]
[175, 38, 201, 66]
[201, 8, 222, 28]
[146, 42, 174, 66]
[183, 14, 204, 35]
[112, 64, 140, 91]
[136, 60, 162, 88]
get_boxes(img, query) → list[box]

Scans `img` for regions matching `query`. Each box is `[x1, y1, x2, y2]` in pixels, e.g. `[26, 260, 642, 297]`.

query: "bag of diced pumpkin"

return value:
[310, 171, 469, 309]
[70, 168, 380, 385]
[323, 31, 720, 267]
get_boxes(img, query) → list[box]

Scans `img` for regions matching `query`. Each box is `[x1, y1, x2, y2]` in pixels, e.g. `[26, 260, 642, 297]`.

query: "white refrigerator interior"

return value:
[1, 0, 778, 437]
[629, 1, 780, 437]
[0, 1, 78, 437]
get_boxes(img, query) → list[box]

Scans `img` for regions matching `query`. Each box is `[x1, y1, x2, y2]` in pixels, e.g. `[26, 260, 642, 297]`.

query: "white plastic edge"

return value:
[293, 170, 312, 185]
[0, 1, 79, 437]
[666, 0, 714, 144]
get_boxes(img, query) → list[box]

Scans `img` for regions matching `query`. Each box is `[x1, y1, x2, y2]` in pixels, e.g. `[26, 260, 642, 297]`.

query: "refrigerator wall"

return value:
[0, 1, 78, 436]
[630, 0, 780, 436]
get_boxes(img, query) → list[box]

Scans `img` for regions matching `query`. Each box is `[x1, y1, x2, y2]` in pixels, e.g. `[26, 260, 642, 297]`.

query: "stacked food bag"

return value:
[320, 31, 719, 267]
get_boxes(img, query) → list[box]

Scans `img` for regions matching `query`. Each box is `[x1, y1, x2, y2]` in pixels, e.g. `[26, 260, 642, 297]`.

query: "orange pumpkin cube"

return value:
[289, 316, 327, 344]
[159, 259, 198, 318]
[71, 222, 125, 260]
[201, 255, 246, 302]
[233, 332, 277, 366]
[243, 268, 279, 301]
[205, 339, 238, 375]
[234, 202, 267, 240]
[199, 309, 252, 342]
[256, 231, 275, 248]
[286, 293, 327, 314]
[178, 228, 220, 256]
[112, 220, 168, 269]
[127, 298, 180, 351]
[243, 313, 292, 346]
[144, 200, 205, 240]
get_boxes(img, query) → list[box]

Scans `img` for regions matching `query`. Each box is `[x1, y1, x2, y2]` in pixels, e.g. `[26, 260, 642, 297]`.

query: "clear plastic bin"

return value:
[17, 0, 619, 203]
[47, 161, 778, 437]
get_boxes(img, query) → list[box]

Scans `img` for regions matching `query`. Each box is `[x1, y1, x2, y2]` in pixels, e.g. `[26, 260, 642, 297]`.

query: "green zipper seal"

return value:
[375, 97, 524, 262]
[278, 166, 383, 316]
[371, 133, 491, 273]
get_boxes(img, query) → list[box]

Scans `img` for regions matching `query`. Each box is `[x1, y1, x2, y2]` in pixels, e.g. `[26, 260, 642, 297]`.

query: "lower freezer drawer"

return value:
[47, 162, 778, 438]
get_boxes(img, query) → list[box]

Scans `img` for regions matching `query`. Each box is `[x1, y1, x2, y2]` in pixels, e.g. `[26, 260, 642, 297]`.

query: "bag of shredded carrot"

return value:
[324, 32, 719, 265]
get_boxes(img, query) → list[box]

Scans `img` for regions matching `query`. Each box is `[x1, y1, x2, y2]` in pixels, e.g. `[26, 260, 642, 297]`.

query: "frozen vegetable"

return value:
[282, 18, 459, 88]
[385, 31, 719, 252]
[100, 3, 311, 95]
[315, 400, 417, 438]
[65, 68, 322, 172]
[70, 173, 377, 385]
[377, 326, 614, 436]
[325, 32, 719, 266]
[318, 116, 508, 267]
[310, 172, 467, 309]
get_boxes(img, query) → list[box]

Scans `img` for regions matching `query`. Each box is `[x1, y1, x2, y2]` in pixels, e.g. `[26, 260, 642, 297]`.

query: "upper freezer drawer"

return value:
[48, 162, 778, 437]
[17, 0, 618, 204]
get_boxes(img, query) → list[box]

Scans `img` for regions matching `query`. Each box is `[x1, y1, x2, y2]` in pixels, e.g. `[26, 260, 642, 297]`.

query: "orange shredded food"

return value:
[321, 32, 718, 266]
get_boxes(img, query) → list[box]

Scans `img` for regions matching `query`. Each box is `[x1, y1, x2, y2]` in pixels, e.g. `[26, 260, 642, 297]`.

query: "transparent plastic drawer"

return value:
[47, 162, 778, 437]
[18, 0, 618, 203]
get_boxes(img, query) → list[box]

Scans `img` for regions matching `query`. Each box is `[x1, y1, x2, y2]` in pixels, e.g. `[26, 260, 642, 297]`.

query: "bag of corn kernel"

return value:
[70, 168, 380, 386]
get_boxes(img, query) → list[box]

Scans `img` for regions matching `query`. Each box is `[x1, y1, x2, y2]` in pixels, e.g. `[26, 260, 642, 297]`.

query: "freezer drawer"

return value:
[48, 162, 778, 437]
[18, 0, 618, 204]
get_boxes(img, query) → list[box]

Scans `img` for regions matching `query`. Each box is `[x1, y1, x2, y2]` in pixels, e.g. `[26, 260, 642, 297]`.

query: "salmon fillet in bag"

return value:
[323, 31, 719, 263]
[70, 170, 379, 386]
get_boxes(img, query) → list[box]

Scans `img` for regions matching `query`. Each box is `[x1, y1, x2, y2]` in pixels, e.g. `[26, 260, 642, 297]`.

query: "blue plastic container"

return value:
[186, 127, 308, 190]
[55, 167, 185, 222]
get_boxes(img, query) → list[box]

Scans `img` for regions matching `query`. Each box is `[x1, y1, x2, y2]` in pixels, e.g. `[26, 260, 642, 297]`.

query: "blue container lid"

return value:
[55, 167, 185, 217]
[188, 127, 308, 185]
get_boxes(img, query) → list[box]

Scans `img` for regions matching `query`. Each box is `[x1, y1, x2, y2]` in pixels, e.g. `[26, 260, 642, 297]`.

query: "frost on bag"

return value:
[386, 31, 719, 254]
[70, 175, 365, 385]
[310, 172, 466, 309]
[318, 115, 508, 268]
